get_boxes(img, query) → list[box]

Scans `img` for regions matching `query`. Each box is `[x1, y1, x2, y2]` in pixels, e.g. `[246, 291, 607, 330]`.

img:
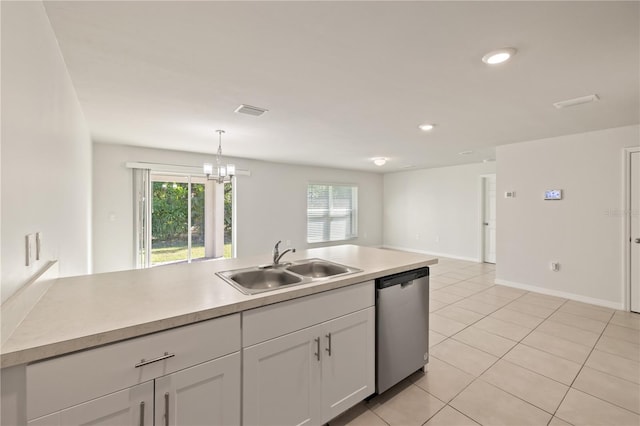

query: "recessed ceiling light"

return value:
[373, 157, 387, 166]
[482, 47, 517, 65]
[399, 165, 415, 169]
[418, 123, 435, 131]
[458, 150, 474, 155]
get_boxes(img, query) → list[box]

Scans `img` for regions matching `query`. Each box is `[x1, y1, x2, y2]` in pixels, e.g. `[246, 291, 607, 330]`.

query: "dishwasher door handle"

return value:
[400, 280, 414, 288]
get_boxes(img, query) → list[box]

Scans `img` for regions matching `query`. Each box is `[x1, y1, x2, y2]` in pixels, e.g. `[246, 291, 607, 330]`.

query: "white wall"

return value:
[1, 2, 92, 303]
[383, 162, 496, 261]
[496, 125, 640, 309]
[93, 143, 383, 273]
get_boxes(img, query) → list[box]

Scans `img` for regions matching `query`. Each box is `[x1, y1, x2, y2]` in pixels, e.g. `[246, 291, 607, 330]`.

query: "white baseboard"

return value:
[1, 261, 59, 344]
[495, 278, 624, 311]
[382, 245, 481, 263]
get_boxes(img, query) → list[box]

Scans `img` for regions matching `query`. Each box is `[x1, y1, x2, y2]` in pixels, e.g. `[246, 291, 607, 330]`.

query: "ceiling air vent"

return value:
[235, 104, 268, 116]
[553, 94, 599, 109]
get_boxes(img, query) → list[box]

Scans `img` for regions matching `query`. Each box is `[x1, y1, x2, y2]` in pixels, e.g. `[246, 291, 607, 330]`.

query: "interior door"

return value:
[631, 151, 639, 313]
[483, 175, 497, 264]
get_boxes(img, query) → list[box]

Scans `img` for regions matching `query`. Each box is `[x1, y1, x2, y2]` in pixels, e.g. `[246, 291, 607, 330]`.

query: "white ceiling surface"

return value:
[43, 1, 639, 172]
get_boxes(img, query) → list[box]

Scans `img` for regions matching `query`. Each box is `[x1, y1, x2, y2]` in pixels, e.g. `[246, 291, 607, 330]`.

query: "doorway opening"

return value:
[627, 148, 639, 313]
[481, 174, 496, 264]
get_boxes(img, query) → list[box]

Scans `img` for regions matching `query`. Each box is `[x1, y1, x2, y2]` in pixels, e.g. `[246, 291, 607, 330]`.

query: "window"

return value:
[307, 183, 358, 243]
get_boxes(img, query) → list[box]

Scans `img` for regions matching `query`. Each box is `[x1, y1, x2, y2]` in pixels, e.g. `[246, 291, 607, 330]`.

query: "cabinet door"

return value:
[155, 352, 240, 426]
[32, 382, 154, 426]
[243, 325, 322, 426]
[321, 307, 375, 423]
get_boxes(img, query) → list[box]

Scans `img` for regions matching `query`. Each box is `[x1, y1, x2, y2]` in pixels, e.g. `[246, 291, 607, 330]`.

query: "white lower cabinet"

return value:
[26, 314, 241, 426]
[155, 353, 241, 426]
[243, 307, 375, 426]
[28, 353, 240, 426]
[28, 382, 154, 426]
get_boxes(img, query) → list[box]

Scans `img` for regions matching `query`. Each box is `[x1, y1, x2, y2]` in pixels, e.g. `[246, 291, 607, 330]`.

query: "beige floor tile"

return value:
[369, 382, 445, 426]
[490, 307, 545, 329]
[452, 326, 517, 357]
[503, 344, 582, 385]
[455, 281, 493, 292]
[503, 300, 556, 319]
[481, 285, 527, 299]
[521, 330, 592, 364]
[429, 331, 448, 348]
[430, 275, 461, 285]
[585, 349, 640, 384]
[556, 388, 640, 426]
[431, 290, 465, 304]
[558, 301, 614, 322]
[450, 380, 552, 426]
[430, 314, 468, 337]
[440, 272, 473, 281]
[464, 275, 496, 286]
[603, 323, 640, 345]
[480, 359, 569, 413]
[548, 311, 607, 334]
[430, 299, 449, 313]
[535, 320, 600, 347]
[413, 357, 475, 402]
[595, 335, 640, 362]
[548, 416, 572, 426]
[518, 293, 566, 309]
[473, 316, 532, 341]
[430, 280, 456, 290]
[452, 299, 502, 315]
[572, 367, 640, 414]
[468, 292, 513, 308]
[423, 406, 479, 426]
[611, 311, 640, 330]
[438, 285, 480, 298]
[329, 402, 387, 426]
[430, 339, 498, 376]
[435, 306, 485, 325]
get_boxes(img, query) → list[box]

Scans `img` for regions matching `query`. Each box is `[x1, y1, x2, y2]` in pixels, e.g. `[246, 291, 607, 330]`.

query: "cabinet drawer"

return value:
[243, 281, 374, 347]
[26, 313, 240, 420]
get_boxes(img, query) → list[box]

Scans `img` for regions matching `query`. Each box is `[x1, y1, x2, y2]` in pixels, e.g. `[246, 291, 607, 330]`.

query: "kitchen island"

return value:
[1, 245, 437, 425]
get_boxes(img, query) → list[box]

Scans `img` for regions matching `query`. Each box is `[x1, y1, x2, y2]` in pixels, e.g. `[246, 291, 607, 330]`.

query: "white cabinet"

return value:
[28, 382, 154, 426]
[26, 314, 241, 426]
[242, 282, 375, 426]
[155, 353, 240, 426]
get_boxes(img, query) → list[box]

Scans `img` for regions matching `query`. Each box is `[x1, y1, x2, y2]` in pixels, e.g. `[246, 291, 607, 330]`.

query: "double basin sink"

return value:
[216, 258, 362, 295]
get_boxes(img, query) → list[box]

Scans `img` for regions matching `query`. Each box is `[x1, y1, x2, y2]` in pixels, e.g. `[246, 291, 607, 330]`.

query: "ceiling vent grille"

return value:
[235, 104, 268, 116]
[553, 94, 599, 109]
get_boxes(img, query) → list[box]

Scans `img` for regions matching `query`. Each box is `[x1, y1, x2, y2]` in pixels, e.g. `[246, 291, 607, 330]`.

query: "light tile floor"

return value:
[330, 257, 640, 426]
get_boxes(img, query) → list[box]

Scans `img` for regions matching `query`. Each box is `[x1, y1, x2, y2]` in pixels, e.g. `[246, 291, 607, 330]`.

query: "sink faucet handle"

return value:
[273, 240, 282, 263]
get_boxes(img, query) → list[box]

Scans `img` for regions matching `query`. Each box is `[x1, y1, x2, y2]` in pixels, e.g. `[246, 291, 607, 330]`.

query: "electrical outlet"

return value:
[550, 262, 560, 272]
[415, 233, 420, 240]
[435, 235, 440, 243]
[505, 191, 516, 198]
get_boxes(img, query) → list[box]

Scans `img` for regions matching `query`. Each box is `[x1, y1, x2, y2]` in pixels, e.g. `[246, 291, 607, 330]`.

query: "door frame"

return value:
[478, 174, 497, 264]
[624, 147, 640, 311]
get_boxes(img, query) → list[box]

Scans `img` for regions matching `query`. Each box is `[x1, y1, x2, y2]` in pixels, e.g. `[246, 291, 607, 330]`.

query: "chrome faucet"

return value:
[273, 240, 296, 265]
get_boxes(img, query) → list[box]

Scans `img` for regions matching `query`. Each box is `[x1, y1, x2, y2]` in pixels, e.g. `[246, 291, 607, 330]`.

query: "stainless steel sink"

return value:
[216, 258, 362, 295]
[285, 260, 350, 278]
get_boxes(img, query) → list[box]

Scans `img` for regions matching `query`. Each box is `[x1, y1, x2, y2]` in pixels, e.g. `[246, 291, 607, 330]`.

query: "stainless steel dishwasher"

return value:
[375, 267, 429, 394]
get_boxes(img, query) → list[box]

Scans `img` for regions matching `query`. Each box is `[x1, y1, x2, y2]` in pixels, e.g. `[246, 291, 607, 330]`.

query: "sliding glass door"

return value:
[134, 170, 233, 268]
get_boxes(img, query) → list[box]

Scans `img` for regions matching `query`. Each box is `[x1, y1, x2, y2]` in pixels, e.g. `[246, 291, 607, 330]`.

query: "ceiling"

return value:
[43, 1, 639, 172]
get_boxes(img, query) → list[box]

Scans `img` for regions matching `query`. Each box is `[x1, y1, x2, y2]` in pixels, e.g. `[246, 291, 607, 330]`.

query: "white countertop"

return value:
[0, 245, 437, 368]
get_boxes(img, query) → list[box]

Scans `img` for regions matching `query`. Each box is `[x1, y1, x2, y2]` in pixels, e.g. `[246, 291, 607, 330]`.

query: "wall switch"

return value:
[550, 262, 560, 271]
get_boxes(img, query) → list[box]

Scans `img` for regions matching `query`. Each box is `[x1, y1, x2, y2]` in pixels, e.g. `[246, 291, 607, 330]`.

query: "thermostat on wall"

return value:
[544, 189, 563, 200]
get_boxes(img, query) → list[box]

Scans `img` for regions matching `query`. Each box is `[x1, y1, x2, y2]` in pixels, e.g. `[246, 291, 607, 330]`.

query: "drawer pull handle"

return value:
[139, 401, 145, 426]
[164, 392, 170, 426]
[325, 333, 332, 356]
[314, 337, 320, 361]
[134, 352, 175, 368]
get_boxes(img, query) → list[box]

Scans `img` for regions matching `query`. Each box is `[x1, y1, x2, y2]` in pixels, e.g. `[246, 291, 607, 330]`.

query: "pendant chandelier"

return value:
[203, 129, 235, 184]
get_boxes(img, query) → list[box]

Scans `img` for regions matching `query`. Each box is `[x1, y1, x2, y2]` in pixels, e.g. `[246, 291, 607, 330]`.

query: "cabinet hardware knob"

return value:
[134, 352, 175, 368]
